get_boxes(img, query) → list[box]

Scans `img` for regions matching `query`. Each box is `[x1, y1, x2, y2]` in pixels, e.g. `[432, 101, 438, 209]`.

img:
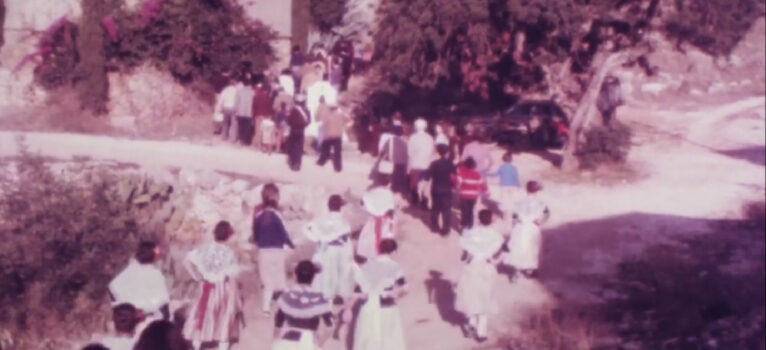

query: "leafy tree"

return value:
[310, 0, 348, 32]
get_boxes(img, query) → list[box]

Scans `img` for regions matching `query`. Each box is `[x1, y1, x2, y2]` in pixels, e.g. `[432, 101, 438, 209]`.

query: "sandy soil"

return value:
[0, 95, 763, 349]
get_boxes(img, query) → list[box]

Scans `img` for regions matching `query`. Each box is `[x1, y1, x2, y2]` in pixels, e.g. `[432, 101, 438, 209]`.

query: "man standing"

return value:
[454, 157, 488, 230]
[286, 95, 310, 171]
[425, 144, 456, 236]
[215, 79, 239, 141]
[407, 118, 435, 208]
[316, 103, 346, 173]
[252, 83, 273, 151]
[234, 76, 255, 145]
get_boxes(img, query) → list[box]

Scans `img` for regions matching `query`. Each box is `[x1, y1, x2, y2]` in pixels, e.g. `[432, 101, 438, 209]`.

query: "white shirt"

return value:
[220, 84, 239, 110]
[108, 259, 170, 313]
[278, 74, 295, 96]
[101, 336, 135, 350]
[407, 131, 436, 171]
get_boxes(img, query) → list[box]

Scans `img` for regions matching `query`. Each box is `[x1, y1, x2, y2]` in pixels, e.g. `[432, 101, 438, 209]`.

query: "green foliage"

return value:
[34, 0, 276, 114]
[665, 0, 766, 56]
[575, 121, 632, 169]
[310, 0, 348, 32]
[0, 154, 154, 348]
[74, 0, 112, 115]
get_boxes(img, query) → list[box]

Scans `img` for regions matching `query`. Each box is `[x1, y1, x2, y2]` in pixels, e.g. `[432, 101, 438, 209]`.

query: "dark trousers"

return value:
[222, 111, 235, 140]
[431, 191, 452, 235]
[317, 137, 342, 172]
[236, 116, 253, 145]
[287, 129, 305, 170]
[459, 198, 477, 230]
[391, 164, 409, 194]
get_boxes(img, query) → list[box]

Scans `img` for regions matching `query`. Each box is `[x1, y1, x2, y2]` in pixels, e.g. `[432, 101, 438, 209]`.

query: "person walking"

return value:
[109, 241, 170, 321]
[316, 103, 347, 173]
[379, 126, 409, 196]
[352, 239, 408, 350]
[253, 184, 296, 313]
[183, 221, 244, 350]
[234, 77, 256, 145]
[271, 261, 334, 350]
[454, 157, 488, 231]
[356, 187, 396, 263]
[215, 80, 239, 141]
[505, 181, 550, 278]
[425, 144, 456, 236]
[304, 195, 354, 303]
[486, 152, 521, 214]
[455, 210, 504, 343]
[252, 83, 274, 151]
[286, 96, 310, 171]
[407, 118, 435, 208]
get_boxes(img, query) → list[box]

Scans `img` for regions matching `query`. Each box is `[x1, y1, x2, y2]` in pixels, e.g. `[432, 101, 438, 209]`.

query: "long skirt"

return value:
[183, 279, 242, 342]
[353, 300, 406, 350]
[505, 222, 542, 270]
[313, 244, 354, 300]
[272, 328, 320, 350]
[259, 248, 288, 293]
[455, 261, 496, 316]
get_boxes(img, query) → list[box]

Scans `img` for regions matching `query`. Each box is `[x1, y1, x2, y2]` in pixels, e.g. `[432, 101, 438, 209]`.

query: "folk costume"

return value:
[182, 242, 243, 348]
[505, 195, 550, 272]
[272, 285, 333, 350]
[356, 188, 396, 261]
[353, 255, 407, 350]
[455, 225, 505, 340]
[305, 211, 354, 301]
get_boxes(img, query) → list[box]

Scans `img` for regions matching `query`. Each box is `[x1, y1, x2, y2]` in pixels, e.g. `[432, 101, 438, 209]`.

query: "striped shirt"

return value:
[453, 165, 488, 200]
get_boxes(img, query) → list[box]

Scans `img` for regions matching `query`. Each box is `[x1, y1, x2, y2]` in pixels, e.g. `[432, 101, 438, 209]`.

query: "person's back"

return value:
[429, 157, 455, 194]
[321, 106, 346, 139]
[134, 320, 190, 350]
[252, 86, 273, 117]
[253, 207, 295, 250]
[408, 122, 435, 171]
[382, 133, 408, 165]
[234, 84, 255, 117]
[109, 242, 169, 317]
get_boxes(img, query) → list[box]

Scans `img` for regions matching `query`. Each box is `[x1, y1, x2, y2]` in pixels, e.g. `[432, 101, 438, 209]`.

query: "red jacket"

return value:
[452, 165, 488, 200]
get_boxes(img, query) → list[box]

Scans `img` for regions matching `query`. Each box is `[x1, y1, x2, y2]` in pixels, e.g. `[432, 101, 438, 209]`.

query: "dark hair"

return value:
[436, 144, 450, 158]
[464, 157, 477, 169]
[295, 261, 319, 285]
[378, 239, 398, 255]
[81, 344, 109, 350]
[135, 241, 158, 264]
[502, 152, 513, 163]
[133, 320, 189, 350]
[214, 221, 234, 242]
[328, 195, 345, 211]
[261, 183, 280, 208]
[478, 209, 493, 226]
[526, 181, 543, 194]
[113, 303, 139, 334]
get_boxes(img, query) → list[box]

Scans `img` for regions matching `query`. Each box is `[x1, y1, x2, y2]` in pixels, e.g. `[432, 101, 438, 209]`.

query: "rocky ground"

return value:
[0, 91, 763, 349]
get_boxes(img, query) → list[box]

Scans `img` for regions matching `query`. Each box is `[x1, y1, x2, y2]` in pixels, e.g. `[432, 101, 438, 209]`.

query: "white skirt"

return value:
[455, 261, 496, 316]
[272, 329, 319, 350]
[353, 300, 406, 350]
[505, 222, 542, 270]
[312, 244, 354, 299]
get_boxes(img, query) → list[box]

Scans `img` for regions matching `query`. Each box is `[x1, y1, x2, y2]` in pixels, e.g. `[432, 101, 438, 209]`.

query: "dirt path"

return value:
[0, 95, 763, 349]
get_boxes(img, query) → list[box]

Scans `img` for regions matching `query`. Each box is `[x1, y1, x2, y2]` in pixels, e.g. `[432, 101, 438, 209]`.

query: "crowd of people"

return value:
[83, 112, 552, 349]
[211, 41, 365, 173]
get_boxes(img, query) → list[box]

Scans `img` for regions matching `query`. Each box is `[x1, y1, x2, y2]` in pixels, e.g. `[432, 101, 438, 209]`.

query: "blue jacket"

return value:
[488, 163, 521, 187]
[252, 208, 295, 249]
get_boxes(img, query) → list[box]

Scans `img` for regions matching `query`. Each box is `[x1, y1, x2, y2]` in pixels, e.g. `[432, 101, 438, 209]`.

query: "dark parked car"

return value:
[474, 100, 570, 149]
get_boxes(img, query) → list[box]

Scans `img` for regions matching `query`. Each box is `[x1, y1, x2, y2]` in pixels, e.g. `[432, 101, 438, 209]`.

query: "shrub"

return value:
[310, 0, 348, 32]
[575, 122, 632, 169]
[0, 151, 164, 349]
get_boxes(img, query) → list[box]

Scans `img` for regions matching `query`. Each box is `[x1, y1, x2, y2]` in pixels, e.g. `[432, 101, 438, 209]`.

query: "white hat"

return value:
[362, 188, 395, 217]
[415, 118, 427, 131]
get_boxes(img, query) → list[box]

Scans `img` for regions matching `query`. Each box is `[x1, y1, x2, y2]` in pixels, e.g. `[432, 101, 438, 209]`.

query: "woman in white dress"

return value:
[356, 187, 397, 263]
[183, 221, 244, 350]
[305, 195, 354, 303]
[353, 239, 407, 350]
[505, 181, 550, 278]
[455, 210, 505, 343]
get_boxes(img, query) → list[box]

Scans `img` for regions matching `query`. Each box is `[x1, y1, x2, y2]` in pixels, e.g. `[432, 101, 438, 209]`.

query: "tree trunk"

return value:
[560, 51, 630, 171]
